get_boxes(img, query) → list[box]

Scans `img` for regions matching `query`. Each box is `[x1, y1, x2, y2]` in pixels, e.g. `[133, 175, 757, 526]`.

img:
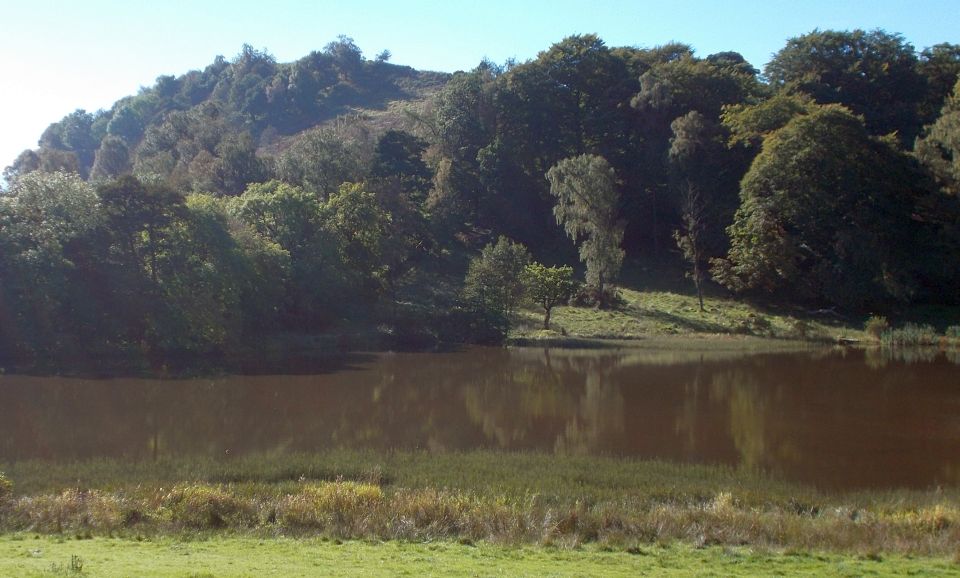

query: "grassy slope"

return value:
[511, 287, 866, 344]
[3, 535, 957, 578]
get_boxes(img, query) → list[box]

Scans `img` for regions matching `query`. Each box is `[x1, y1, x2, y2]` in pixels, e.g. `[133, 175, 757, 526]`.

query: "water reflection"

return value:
[0, 347, 958, 490]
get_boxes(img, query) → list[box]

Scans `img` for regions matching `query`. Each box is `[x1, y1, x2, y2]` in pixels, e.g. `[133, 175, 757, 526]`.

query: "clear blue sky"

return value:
[1, 0, 958, 172]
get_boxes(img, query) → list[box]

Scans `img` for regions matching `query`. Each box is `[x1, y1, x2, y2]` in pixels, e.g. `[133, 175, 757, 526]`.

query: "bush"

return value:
[570, 285, 623, 309]
[786, 318, 821, 341]
[864, 315, 890, 340]
[945, 325, 960, 339]
[734, 314, 773, 336]
[0, 472, 12, 501]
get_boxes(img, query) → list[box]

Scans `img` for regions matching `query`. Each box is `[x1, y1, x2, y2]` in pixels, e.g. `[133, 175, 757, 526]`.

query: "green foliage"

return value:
[546, 154, 624, 294]
[90, 135, 131, 180]
[0, 472, 11, 501]
[106, 103, 145, 143]
[230, 180, 323, 255]
[765, 29, 925, 145]
[713, 104, 932, 308]
[632, 51, 762, 121]
[0, 171, 104, 360]
[371, 130, 431, 189]
[669, 111, 729, 311]
[230, 180, 336, 327]
[915, 79, 960, 197]
[522, 263, 575, 329]
[917, 43, 960, 123]
[865, 315, 891, 340]
[462, 237, 532, 336]
[881, 323, 939, 346]
[722, 93, 817, 148]
[5, 33, 960, 363]
[38, 109, 103, 177]
[275, 121, 370, 196]
[322, 182, 393, 297]
[1, 171, 102, 258]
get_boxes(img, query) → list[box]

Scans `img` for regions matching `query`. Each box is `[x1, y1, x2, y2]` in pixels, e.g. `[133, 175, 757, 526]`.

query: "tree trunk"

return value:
[543, 306, 551, 329]
[694, 261, 705, 312]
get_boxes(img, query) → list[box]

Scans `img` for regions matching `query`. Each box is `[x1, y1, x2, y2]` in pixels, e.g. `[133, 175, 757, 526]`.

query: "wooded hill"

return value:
[2, 32, 960, 364]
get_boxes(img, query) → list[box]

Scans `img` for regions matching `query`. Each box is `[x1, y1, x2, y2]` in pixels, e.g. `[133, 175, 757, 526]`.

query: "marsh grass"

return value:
[1, 451, 958, 555]
[881, 323, 940, 346]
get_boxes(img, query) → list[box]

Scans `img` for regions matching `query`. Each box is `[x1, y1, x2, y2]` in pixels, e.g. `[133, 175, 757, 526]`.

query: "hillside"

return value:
[5, 38, 449, 194]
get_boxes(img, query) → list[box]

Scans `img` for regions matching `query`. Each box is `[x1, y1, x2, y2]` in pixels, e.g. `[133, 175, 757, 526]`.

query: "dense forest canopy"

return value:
[2, 31, 960, 365]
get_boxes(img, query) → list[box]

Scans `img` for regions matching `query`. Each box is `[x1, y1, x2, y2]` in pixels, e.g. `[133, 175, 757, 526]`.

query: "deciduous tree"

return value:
[713, 105, 930, 308]
[546, 154, 624, 299]
[522, 263, 574, 329]
[462, 236, 531, 321]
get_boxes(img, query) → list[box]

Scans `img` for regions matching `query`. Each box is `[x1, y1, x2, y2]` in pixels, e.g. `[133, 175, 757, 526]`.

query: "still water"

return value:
[1, 347, 957, 491]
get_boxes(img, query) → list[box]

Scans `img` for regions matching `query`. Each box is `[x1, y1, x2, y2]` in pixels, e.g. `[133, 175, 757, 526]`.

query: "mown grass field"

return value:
[3, 535, 958, 578]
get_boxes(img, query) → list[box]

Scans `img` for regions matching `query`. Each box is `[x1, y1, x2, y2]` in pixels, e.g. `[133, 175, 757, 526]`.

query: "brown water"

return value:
[1, 346, 958, 490]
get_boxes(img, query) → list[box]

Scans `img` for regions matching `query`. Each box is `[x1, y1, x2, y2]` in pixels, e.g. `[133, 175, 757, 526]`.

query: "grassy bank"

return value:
[3, 535, 958, 578]
[2, 452, 958, 557]
[508, 286, 960, 353]
[510, 288, 866, 344]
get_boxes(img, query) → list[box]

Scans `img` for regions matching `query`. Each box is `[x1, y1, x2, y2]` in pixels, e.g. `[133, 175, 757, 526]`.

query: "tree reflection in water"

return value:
[0, 346, 957, 490]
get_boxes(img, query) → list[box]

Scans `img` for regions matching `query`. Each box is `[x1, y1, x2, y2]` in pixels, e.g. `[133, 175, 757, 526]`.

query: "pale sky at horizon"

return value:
[1, 0, 958, 174]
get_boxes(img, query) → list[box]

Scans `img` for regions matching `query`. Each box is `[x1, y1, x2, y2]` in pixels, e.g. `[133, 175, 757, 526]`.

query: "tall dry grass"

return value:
[1, 481, 957, 555]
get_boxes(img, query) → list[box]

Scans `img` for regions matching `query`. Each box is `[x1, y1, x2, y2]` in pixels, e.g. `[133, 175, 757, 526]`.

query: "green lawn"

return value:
[3, 535, 958, 578]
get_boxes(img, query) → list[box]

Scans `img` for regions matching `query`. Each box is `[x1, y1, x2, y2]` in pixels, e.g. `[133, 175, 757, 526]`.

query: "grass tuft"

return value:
[160, 484, 259, 529]
[864, 315, 890, 340]
[881, 323, 939, 346]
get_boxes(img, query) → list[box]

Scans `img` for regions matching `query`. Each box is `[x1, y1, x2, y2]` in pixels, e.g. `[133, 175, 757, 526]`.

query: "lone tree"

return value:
[523, 263, 575, 329]
[545, 154, 624, 301]
[669, 110, 721, 312]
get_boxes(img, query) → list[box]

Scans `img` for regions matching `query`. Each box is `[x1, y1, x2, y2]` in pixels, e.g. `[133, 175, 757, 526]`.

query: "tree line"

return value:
[2, 30, 960, 364]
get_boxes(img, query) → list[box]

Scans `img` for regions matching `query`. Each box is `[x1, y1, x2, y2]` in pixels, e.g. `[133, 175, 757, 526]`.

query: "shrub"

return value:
[786, 318, 821, 341]
[734, 314, 773, 336]
[945, 325, 960, 340]
[864, 315, 890, 340]
[0, 472, 12, 501]
[570, 285, 623, 309]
